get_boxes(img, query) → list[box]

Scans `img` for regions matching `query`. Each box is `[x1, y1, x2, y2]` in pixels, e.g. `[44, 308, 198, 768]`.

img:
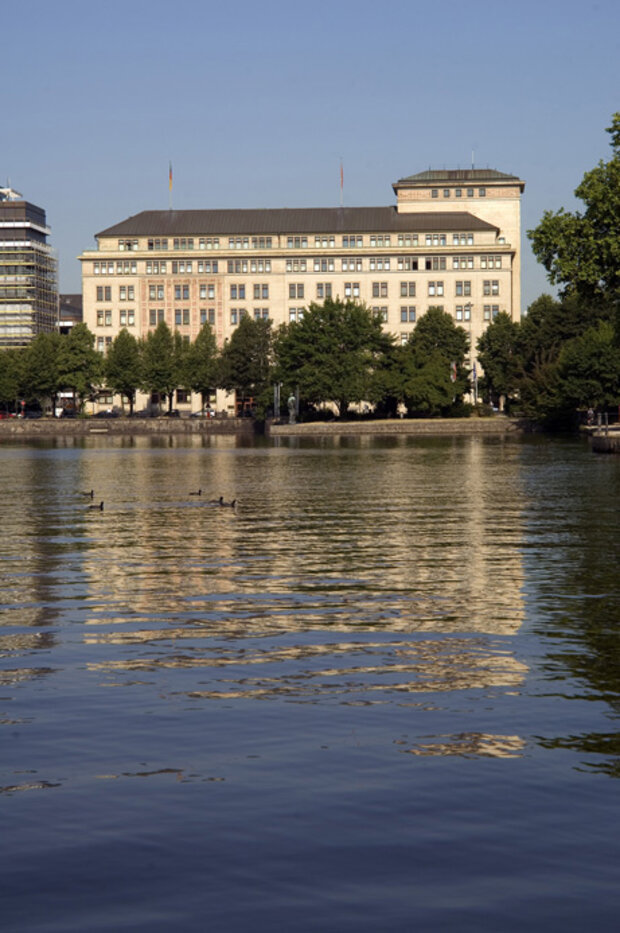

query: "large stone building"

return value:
[79, 168, 524, 411]
[0, 187, 58, 347]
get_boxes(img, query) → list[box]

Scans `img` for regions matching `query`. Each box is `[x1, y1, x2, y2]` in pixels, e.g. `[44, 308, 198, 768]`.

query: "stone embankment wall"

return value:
[267, 416, 528, 437]
[0, 417, 256, 440]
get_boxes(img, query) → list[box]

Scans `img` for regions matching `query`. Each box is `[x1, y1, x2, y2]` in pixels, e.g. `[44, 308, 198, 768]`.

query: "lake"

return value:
[1, 433, 619, 932]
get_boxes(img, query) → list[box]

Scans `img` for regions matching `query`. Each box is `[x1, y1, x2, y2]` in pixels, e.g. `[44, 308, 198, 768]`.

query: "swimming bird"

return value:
[88, 501, 104, 511]
[189, 489, 202, 496]
[81, 489, 94, 498]
[219, 497, 236, 508]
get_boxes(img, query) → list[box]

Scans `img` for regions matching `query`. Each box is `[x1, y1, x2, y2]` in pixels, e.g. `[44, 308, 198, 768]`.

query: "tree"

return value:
[476, 311, 521, 408]
[219, 315, 273, 415]
[556, 321, 620, 411]
[0, 349, 23, 409]
[186, 322, 219, 408]
[274, 298, 392, 417]
[399, 307, 470, 416]
[105, 329, 142, 414]
[22, 332, 61, 412]
[528, 113, 620, 301]
[57, 323, 101, 410]
[140, 321, 178, 412]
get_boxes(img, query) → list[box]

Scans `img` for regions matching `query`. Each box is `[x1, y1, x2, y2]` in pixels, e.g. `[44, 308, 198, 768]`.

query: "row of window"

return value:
[431, 187, 486, 198]
[138, 232, 488, 252]
[94, 253, 503, 277]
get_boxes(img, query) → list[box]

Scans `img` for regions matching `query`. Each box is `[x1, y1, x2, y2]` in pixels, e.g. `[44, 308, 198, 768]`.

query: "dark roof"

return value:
[96, 207, 497, 239]
[395, 168, 522, 185]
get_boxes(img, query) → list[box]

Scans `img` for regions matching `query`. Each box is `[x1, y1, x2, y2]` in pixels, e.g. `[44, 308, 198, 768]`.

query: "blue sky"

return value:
[3, 0, 619, 311]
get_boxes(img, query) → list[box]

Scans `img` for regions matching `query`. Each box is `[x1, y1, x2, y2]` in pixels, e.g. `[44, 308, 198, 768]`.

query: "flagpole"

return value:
[339, 159, 344, 207]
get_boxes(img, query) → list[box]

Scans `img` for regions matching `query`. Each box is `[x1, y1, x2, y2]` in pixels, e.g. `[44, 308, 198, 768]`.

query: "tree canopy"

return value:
[274, 298, 392, 417]
[528, 113, 620, 301]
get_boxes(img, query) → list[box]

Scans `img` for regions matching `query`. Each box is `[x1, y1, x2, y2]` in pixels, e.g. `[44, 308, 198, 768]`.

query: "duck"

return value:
[81, 489, 94, 498]
[88, 501, 104, 511]
[189, 489, 202, 496]
[219, 497, 236, 508]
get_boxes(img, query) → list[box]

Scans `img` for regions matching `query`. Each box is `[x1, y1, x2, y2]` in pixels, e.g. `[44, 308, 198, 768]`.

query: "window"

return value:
[372, 282, 388, 298]
[120, 310, 135, 327]
[148, 238, 168, 250]
[199, 237, 219, 249]
[369, 235, 391, 247]
[289, 308, 304, 322]
[453, 256, 474, 270]
[230, 284, 246, 299]
[397, 257, 418, 271]
[341, 258, 363, 271]
[428, 281, 444, 297]
[230, 310, 238, 325]
[400, 281, 416, 297]
[455, 305, 471, 322]
[483, 304, 500, 321]
[397, 234, 419, 247]
[96, 286, 112, 302]
[425, 257, 446, 271]
[479, 188, 486, 197]
[425, 234, 447, 246]
[455, 188, 462, 198]
[316, 283, 332, 299]
[452, 234, 474, 246]
[443, 189, 450, 198]
[251, 237, 272, 249]
[289, 284, 304, 299]
[250, 259, 271, 273]
[344, 282, 360, 298]
[253, 284, 269, 299]
[431, 189, 438, 198]
[369, 257, 390, 270]
[315, 235, 335, 248]
[228, 237, 250, 250]
[400, 306, 416, 323]
[228, 260, 248, 274]
[286, 259, 307, 272]
[200, 309, 216, 326]
[197, 260, 218, 273]
[455, 281, 471, 297]
[287, 236, 308, 248]
[481, 255, 502, 269]
[483, 280, 500, 296]
[314, 258, 335, 272]
[342, 235, 363, 248]
[149, 309, 165, 326]
[253, 308, 269, 320]
[467, 188, 474, 198]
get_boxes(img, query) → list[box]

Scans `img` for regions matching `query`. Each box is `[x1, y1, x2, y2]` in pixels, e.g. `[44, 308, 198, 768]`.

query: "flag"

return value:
[340, 160, 343, 191]
[169, 162, 173, 192]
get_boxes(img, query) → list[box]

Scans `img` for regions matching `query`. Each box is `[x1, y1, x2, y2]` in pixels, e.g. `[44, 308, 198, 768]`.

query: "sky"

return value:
[3, 0, 619, 312]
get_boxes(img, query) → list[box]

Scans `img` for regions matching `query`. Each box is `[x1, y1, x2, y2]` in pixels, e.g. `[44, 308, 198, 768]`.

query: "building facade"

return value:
[79, 168, 524, 411]
[0, 187, 58, 347]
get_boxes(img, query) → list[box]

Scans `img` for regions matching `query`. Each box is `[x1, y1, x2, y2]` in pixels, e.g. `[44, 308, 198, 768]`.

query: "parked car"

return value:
[190, 407, 215, 419]
[23, 409, 44, 419]
[94, 409, 120, 418]
[60, 408, 77, 418]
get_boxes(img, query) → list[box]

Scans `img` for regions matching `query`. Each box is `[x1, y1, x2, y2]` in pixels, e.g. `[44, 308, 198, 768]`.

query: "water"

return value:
[1, 433, 619, 932]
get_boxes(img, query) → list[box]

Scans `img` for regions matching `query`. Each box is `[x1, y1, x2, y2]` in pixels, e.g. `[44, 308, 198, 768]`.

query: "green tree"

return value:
[219, 315, 273, 415]
[0, 349, 23, 410]
[556, 321, 620, 411]
[186, 322, 219, 408]
[140, 321, 178, 412]
[400, 307, 470, 416]
[105, 329, 142, 414]
[528, 113, 620, 301]
[476, 311, 521, 407]
[274, 298, 392, 417]
[22, 332, 61, 412]
[57, 323, 101, 410]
